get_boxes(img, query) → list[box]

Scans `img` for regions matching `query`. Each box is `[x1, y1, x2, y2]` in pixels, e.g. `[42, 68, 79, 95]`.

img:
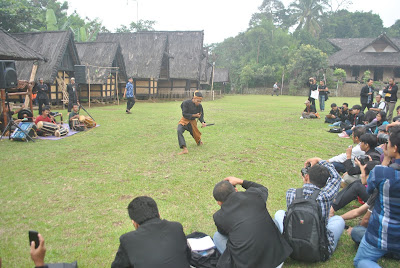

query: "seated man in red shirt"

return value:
[35, 106, 56, 136]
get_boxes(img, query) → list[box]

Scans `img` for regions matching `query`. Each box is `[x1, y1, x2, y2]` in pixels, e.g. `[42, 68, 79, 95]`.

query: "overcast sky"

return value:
[66, 0, 400, 45]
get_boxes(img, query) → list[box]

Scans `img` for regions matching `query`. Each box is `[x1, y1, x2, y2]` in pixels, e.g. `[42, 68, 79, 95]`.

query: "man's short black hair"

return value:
[389, 126, 400, 154]
[396, 105, 400, 111]
[331, 103, 337, 108]
[213, 181, 235, 202]
[43, 106, 50, 112]
[308, 164, 330, 189]
[194, 91, 203, 98]
[367, 78, 373, 83]
[360, 133, 377, 149]
[352, 104, 362, 111]
[127, 196, 159, 225]
[343, 103, 349, 107]
[353, 126, 366, 139]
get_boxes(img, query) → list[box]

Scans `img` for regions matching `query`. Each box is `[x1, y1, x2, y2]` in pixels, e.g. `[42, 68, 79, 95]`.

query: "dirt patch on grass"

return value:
[119, 194, 133, 200]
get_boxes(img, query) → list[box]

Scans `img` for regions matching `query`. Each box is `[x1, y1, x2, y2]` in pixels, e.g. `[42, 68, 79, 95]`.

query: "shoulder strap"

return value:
[389, 163, 400, 171]
[310, 189, 321, 201]
[295, 188, 303, 199]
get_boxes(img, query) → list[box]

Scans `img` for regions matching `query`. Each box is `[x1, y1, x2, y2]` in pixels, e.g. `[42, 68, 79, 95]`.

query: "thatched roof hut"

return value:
[75, 42, 126, 84]
[12, 30, 80, 84]
[0, 28, 45, 61]
[328, 33, 400, 82]
[96, 32, 167, 79]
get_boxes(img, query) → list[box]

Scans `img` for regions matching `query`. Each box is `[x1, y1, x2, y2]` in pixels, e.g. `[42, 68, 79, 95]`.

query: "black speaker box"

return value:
[0, 60, 18, 89]
[74, 65, 86, 84]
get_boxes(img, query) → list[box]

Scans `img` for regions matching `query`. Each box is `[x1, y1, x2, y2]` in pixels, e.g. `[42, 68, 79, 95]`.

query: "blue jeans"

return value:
[332, 161, 347, 173]
[354, 236, 388, 267]
[319, 95, 325, 111]
[213, 231, 228, 254]
[351, 225, 367, 244]
[274, 210, 345, 252]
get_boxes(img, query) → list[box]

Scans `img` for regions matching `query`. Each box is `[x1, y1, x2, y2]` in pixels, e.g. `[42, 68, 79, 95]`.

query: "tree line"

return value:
[211, 0, 400, 93]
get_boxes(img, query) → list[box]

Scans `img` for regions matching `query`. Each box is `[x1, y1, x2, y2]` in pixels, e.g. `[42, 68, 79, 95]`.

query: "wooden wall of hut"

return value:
[157, 79, 199, 98]
[133, 78, 157, 100]
[79, 73, 118, 102]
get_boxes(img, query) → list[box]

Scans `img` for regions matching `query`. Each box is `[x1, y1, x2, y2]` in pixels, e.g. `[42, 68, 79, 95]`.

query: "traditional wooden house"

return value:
[75, 42, 126, 102]
[11, 30, 80, 105]
[97, 31, 205, 99]
[328, 33, 400, 82]
[97, 32, 167, 99]
[213, 68, 230, 92]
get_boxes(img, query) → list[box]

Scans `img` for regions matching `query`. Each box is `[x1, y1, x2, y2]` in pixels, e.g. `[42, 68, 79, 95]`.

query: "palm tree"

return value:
[289, 0, 327, 37]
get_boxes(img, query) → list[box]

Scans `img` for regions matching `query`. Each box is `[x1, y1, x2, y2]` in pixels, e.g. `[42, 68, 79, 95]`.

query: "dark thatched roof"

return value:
[11, 31, 80, 83]
[97, 31, 204, 80]
[96, 32, 167, 79]
[328, 33, 400, 67]
[0, 28, 45, 61]
[162, 31, 204, 80]
[76, 42, 127, 84]
[213, 68, 230, 83]
[199, 47, 210, 84]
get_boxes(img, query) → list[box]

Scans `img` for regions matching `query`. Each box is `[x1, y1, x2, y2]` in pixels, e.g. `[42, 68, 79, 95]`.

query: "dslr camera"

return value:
[377, 133, 389, 144]
[301, 163, 311, 177]
[357, 155, 370, 165]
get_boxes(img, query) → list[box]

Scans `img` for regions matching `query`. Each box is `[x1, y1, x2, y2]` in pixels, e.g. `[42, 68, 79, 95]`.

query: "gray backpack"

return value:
[283, 188, 330, 262]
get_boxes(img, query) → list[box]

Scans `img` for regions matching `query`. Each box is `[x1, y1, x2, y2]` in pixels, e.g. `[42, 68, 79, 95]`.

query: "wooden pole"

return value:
[116, 70, 119, 105]
[1, 89, 7, 127]
[25, 63, 38, 108]
[281, 69, 285, 96]
[87, 64, 91, 108]
[210, 62, 215, 101]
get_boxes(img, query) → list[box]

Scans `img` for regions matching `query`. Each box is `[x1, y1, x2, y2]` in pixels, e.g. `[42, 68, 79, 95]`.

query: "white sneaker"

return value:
[300, 116, 304, 119]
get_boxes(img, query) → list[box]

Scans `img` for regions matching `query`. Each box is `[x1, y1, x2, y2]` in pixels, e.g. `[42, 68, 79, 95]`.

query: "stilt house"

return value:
[75, 42, 126, 102]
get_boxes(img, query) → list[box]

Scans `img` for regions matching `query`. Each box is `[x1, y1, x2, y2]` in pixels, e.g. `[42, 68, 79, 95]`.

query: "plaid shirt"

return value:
[286, 160, 341, 254]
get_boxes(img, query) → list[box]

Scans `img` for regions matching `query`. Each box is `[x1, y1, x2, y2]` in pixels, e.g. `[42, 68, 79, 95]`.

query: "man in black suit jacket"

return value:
[360, 78, 374, 112]
[212, 177, 292, 268]
[112, 196, 191, 268]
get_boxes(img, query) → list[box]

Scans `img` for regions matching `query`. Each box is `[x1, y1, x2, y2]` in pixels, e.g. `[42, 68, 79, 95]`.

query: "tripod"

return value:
[0, 96, 34, 142]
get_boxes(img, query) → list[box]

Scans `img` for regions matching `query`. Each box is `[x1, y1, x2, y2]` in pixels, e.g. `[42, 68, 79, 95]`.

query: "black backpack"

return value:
[283, 188, 330, 262]
[186, 232, 220, 268]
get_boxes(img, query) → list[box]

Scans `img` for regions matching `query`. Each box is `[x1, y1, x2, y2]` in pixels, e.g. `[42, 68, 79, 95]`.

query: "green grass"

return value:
[0, 95, 398, 267]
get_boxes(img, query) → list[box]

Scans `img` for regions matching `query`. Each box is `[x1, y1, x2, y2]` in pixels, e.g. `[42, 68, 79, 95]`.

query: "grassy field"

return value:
[0, 95, 398, 267]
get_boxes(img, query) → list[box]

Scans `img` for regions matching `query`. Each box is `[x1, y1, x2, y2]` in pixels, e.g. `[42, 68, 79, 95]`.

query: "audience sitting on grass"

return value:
[353, 126, 400, 267]
[325, 103, 340, 124]
[364, 94, 386, 122]
[274, 157, 345, 260]
[112, 196, 191, 268]
[339, 105, 365, 138]
[341, 133, 381, 186]
[213, 177, 292, 268]
[364, 111, 389, 134]
[329, 126, 366, 173]
[301, 100, 318, 119]
[329, 103, 350, 127]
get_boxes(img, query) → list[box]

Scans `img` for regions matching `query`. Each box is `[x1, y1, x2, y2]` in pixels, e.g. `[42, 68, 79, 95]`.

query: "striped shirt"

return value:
[286, 160, 341, 254]
[365, 159, 400, 252]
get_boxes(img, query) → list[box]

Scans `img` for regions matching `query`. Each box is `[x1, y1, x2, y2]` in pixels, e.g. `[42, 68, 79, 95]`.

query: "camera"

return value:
[357, 155, 370, 165]
[377, 133, 389, 144]
[301, 163, 311, 177]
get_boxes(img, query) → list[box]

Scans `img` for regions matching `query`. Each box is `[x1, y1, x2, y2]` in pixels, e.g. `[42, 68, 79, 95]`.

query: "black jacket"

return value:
[383, 84, 398, 102]
[360, 85, 374, 105]
[111, 218, 190, 268]
[181, 99, 205, 123]
[34, 83, 49, 100]
[67, 83, 80, 102]
[213, 181, 292, 268]
[343, 148, 382, 176]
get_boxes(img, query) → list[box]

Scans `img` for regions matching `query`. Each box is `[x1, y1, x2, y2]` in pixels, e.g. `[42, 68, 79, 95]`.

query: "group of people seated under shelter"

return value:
[29, 124, 400, 267]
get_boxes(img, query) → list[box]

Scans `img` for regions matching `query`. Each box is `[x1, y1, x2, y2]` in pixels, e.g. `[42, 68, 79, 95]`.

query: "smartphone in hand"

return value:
[29, 230, 39, 249]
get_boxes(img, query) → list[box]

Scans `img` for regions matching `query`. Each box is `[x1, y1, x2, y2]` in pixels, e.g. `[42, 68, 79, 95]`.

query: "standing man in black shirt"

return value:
[34, 78, 49, 115]
[308, 77, 318, 107]
[383, 78, 398, 122]
[360, 78, 374, 113]
[67, 77, 79, 112]
[177, 91, 206, 155]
